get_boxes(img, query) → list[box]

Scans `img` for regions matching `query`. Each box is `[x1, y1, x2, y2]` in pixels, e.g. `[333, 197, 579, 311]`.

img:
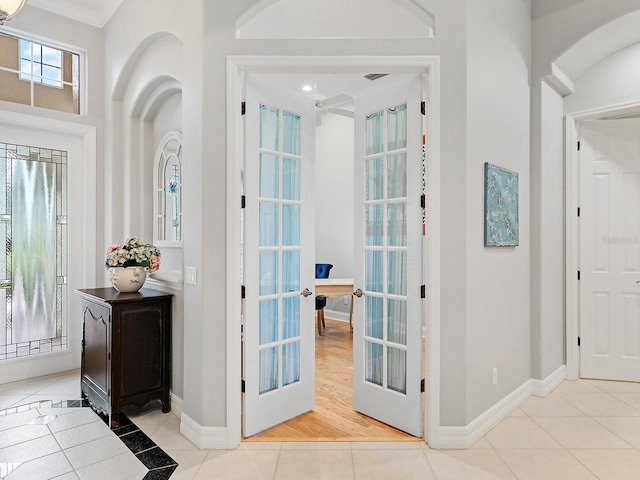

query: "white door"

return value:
[352, 75, 423, 436]
[243, 76, 316, 436]
[579, 119, 640, 382]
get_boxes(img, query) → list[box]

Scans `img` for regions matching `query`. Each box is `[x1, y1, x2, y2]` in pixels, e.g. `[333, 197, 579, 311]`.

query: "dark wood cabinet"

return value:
[76, 287, 172, 426]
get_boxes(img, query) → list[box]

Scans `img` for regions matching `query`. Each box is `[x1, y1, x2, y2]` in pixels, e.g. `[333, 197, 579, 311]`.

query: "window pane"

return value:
[365, 295, 383, 339]
[259, 299, 278, 345]
[259, 251, 278, 295]
[259, 202, 278, 246]
[387, 104, 407, 151]
[365, 204, 383, 246]
[365, 341, 383, 386]
[259, 347, 278, 394]
[387, 154, 407, 199]
[365, 158, 384, 201]
[19, 40, 31, 59]
[259, 154, 278, 199]
[282, 342, 300, 386]
[260, 105, 279, 151]
[387, 299, 407, 345]
[42, 65, 61, 83]
[388, 251, 407, 296]
[387, 203, 406, 246]
[282, 111, 300, 155]
[365, 251, 383, 293]
[282, 158, 300, 200]
[366, 111, 383, 155]
[282, 297, 300, 339]
[282, 204, 300, 246]
[42, 46, 61, 67]
[387, 347, 407, 394]
[282, 250, 300, 292]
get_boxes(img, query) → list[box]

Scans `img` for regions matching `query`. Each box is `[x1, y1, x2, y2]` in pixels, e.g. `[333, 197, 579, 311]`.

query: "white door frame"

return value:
[565, 100, 640, 380]
[226, 55, 441, 449]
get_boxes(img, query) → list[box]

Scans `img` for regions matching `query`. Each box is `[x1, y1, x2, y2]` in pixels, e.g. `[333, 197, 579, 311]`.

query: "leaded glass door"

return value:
[243, 76, 315, 437]
[0, 143, 68, 360]
[352, 75, 423, 437]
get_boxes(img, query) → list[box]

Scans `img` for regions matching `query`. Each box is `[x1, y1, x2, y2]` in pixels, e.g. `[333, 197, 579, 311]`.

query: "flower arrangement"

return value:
[105, 237, 161, 272]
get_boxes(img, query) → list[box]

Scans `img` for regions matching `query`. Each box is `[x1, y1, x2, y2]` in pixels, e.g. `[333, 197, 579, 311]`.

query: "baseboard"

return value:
[532, 365, 566, 397]
[323, 309, 350, 323]
[170, 392, 183, 418]
[438, 365, 567, 449]
[180, 413, 228, 449]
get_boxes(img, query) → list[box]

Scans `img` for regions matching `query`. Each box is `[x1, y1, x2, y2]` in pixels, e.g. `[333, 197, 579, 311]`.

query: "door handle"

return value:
[353, 288, 364, 298]
[301, 288, 313, 297]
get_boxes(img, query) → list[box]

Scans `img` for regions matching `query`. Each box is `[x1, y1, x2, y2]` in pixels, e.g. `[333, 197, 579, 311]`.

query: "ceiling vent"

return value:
[364, 74, 388, 81]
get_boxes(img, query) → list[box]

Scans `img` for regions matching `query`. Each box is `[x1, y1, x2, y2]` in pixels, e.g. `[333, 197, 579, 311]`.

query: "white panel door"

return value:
[580, 119, 640, 382]
[243, 76, 316, 436]
[352, 75, 423, 436]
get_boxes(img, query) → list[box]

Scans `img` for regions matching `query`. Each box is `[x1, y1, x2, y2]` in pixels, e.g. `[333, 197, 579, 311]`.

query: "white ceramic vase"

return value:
[108, 266, 147, 293]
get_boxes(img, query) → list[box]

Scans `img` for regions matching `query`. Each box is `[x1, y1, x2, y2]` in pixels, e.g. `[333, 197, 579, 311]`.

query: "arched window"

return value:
[153, 131, 183, 245]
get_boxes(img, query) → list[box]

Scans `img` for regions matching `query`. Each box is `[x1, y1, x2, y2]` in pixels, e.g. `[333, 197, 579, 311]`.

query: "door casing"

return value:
[226, 55, 441, 449]
[565, 100, 640, 381]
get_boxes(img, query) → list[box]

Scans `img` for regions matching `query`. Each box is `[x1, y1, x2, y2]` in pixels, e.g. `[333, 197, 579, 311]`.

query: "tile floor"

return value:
[1, 370, 640, 479]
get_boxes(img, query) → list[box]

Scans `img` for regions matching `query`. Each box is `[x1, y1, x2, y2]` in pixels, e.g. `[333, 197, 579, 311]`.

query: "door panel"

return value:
[352, 75, 423, 436]
[243, 76, 316, 437]
[580, 119, 640, 382]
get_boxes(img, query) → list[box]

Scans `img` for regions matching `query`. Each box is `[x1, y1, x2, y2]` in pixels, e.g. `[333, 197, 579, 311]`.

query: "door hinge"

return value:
[241, 101, 246, 115]
[577, 207, 580, 217]
[108, 388, 111, 396]
[108, 352, 111, 361]
[421, 285, 426, 299]
[577, 140, 581, 151]
[421, 193, 426, 209]
[241, 195, 246, 209]
[578, 336, 581, 347]
[578, 271, 581, 281]
[421, 101, 426, 115]
[420, 378, 425, 392]
[241, 379, 246, 393]
[241, 285, 246, 299]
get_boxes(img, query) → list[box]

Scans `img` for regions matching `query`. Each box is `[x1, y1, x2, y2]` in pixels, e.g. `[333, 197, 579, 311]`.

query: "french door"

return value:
[352, 75, 424, 437]
[243, 76, 316, 436]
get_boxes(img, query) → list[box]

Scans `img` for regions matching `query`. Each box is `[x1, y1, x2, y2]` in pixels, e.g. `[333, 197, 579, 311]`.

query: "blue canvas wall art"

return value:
[484, 163, 519, 247]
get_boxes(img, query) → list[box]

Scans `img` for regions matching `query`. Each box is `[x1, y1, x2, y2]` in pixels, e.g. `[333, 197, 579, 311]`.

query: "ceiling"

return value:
[27, 0, 124, 28]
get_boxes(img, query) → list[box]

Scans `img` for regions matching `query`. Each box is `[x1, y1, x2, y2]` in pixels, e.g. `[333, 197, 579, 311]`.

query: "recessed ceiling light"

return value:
[302, 85, 313, 92]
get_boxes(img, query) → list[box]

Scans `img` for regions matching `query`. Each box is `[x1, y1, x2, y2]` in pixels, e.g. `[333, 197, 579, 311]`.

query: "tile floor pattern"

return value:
[1, 371, 640, 479]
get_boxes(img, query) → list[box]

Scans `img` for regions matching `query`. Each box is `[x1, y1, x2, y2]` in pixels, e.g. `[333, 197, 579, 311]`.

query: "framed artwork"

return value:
[484, 162, 519, 247]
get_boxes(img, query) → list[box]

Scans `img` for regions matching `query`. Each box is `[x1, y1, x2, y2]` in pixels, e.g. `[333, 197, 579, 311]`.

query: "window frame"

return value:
[18, 38, 64, 89]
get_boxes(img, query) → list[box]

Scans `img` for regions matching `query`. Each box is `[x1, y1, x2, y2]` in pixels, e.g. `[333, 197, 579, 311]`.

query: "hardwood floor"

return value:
[244, 318, 419, 442]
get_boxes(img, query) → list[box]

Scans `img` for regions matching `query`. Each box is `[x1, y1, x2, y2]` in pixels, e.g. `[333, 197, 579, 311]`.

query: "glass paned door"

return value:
[243, 76, 315, 437]
[0, 143, 68, 360]
[353, 76, 423, 437]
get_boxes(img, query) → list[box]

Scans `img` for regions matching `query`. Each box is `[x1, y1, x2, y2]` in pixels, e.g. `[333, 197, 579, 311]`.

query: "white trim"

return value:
[180, 413, 227, 450]
[226, 55, 441, 449]
[438, 367, 567, 449]
[532, 365, 567, 398]
[323, 309, 350, 323]
[564, 99, 640, 381]
[169, 392, 184, 419]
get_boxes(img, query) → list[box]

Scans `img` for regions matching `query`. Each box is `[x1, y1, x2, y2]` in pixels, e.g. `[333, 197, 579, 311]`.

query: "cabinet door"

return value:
[116, 303, 164, 397]
[82, 300, 111, 411]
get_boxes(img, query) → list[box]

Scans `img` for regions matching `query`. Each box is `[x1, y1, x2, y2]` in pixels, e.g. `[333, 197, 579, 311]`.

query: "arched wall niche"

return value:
[236, 0, 435, 39]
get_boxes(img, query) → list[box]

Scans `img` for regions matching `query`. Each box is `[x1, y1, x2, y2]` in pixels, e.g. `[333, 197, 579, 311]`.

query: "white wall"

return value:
[464, 0, 532, 423]
[315, 110, 354, 315]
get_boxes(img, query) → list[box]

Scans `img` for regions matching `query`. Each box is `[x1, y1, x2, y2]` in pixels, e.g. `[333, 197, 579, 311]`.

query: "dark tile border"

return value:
[0, 400, 179, 480]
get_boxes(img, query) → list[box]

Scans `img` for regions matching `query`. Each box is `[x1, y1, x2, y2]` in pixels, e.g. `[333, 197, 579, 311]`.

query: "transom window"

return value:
[19, 39, 63, 88]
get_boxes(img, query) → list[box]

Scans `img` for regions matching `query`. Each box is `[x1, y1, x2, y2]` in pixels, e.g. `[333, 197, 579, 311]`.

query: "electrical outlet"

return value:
[185, 266, 197, 285]
[492, 367, 498, 386]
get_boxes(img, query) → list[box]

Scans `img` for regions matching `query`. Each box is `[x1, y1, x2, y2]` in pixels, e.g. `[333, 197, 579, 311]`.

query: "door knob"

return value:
[301, 288, 313, 297]
[353, 288, 364, 298]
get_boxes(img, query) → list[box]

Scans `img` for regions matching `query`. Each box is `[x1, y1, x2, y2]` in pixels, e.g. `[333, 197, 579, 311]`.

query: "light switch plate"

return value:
[185, 266, 197, 285]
